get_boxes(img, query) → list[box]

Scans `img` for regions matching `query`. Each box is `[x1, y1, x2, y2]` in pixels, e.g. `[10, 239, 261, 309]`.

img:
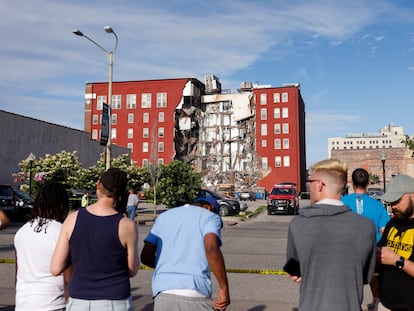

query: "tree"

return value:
[17, 151, 83, 195]
[369, 173, 380, 184]
[402, 136, 414, 157]
[76, 153, 149, 191]
[153, 160, 202, 208]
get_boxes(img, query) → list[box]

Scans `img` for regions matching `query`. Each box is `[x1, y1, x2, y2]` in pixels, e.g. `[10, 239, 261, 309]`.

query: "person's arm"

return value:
[50, 212, 77, 276]
[140, 241, 157, 268]
[204, 233, 230, 310]
[0, 210, 10, 230]
[63, 265, 73, 301]
[119, 218, 139, 277]
[380, 246, 414, 278]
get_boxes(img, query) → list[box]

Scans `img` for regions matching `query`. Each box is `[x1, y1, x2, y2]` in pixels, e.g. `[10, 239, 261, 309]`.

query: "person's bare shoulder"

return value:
[119, 216, 138, 238]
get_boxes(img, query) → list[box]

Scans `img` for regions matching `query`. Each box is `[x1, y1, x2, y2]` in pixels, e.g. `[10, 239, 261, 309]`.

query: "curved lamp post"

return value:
[381, 151, 386, 193]
[73, 26, 118, 170]
[25, 152, 36, 197]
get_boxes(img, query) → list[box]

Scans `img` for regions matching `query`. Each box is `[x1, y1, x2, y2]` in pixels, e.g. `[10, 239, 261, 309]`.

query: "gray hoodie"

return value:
[286, 204, 376, 311]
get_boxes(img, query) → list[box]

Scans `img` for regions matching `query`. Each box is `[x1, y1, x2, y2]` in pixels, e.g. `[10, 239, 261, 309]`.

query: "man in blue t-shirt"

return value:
[342, 168, 390, 311]
[140, 197, 230, 311]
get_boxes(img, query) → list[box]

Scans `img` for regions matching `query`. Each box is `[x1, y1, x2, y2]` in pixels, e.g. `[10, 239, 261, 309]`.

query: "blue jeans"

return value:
[127, 205, 137, 221]
[67, 297, 134, 311]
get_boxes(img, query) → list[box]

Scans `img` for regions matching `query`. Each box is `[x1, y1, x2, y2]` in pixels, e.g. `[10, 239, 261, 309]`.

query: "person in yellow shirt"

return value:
[81, 191, 89, 208]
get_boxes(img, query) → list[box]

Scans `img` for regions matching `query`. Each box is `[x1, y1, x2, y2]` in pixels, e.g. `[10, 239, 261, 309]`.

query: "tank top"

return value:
[69, 208, 131, 299]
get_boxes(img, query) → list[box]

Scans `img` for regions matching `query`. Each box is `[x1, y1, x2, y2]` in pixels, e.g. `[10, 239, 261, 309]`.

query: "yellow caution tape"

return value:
[0, 259, 286, 274]
[140, 264, 286, 275]
[0, 259, 379, 277]
[226, 268, 287, 275]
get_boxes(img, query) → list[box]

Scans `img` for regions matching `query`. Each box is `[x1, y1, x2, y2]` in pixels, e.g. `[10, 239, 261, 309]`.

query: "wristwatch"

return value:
[395, 256, 405, 269]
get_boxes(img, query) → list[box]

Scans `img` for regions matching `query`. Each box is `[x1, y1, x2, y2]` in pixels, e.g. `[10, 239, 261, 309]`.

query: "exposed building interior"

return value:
[174, 75, 258, 190]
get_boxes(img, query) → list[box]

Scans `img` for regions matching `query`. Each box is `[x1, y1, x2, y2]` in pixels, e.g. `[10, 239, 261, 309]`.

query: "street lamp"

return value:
[73, 26, 118, 170]
[381, 151, 386, 193]
[25, 153, 36, 197]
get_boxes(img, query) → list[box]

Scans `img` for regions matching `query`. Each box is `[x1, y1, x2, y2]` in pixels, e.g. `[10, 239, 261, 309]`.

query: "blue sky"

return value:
[1, 0, 414, 166]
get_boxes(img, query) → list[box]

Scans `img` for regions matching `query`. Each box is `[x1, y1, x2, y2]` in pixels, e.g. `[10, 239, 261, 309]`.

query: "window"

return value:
[282, 92, 288, 103]
[111, 128, 116, 139]
[92, 115, 99, 124]
[111, 114, 117, 125]
[282, 123, 289, 134]
[97, 96, 106, 110]
[274, 124, 281, 134]
[143, 128, 149, 138]
[126, 94, 136, 109]
[261, 124, 267, 136]
[156, 92, 167, 108]
[260, 93, 267, 105]
[128, 113, 134, 123]
[273, 93, 280, 103]
[275, 156, 282, 167]
[282, 107, 289, 118]
[158, 142, 164, 152]
[128, 128, 133, 139]
[158, 158, 164, 165]
[111, 95, 121, 109]
[283, 156, 290, 167]
[158, 112, 164, 122]
[274, 139, 281, 149]
[142, 159, 149, 166]
[261, 140, 267, 147]
[141, 93, 151, 108]
[92, 130, 98, 140]
[127, 143, 133, 150]
[283, 138, 289, 149]
[260, 108, 267, 120]
[143, 142, 149, 153]
[223, 102, 232, 112]
[158, 127, 164, 137]
[262, 157, 268, 169]
[143, 113, 149, 123]
[274, 108, 280, 119]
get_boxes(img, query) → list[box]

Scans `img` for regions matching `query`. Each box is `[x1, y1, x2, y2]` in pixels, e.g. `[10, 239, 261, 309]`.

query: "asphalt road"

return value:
[0, 199, 386, 310]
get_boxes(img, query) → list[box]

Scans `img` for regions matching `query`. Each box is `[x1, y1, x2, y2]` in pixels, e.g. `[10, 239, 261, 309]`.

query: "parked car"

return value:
[0, 185, 32, 221]
[198, 189, 246, 216]
[12, 188, 34, 209]
[367, 187, 383, 200]
[0, 184, 15, 213]
[239, 190, 256, 201]
[267, 182, 299, 215]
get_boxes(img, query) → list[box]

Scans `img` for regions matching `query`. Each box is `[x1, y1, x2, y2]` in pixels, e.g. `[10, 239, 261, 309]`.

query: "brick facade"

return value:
[331, 148, 414, 188]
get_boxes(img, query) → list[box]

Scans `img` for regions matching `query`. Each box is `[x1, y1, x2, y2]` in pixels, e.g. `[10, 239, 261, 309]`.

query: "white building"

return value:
[328, 124, 407, 158]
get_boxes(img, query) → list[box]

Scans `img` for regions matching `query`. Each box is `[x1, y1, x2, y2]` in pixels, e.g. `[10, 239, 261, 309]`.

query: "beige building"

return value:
[329, 124, 414, 190]
[328, 124, 406, 158]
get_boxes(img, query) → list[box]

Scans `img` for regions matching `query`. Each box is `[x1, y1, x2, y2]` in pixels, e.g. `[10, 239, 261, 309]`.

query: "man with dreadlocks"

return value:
[14, 182, 70, 311]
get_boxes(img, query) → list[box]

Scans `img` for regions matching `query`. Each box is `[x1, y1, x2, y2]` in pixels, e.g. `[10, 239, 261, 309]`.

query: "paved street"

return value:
[0, 199, 389, 310]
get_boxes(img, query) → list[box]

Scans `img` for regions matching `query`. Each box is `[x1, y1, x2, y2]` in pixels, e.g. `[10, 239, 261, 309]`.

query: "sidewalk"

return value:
[0, 286, 391, 311]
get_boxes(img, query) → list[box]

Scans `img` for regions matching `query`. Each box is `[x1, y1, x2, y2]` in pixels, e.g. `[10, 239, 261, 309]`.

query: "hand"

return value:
[213, 288, 230, 311]
[287, 274, 302, 283]
[379, 246, 399, 266]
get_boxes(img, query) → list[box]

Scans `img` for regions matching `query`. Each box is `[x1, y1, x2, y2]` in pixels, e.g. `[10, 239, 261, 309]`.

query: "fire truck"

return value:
[267, 182, 299, 215]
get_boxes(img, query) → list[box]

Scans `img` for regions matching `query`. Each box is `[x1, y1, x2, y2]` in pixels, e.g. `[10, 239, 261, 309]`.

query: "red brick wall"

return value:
[331, 148, 414, 188]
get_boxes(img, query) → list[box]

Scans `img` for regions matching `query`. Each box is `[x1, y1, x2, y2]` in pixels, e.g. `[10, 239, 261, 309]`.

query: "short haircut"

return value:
[310, 159, 348, 193]
[351, 168, 369, 188]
